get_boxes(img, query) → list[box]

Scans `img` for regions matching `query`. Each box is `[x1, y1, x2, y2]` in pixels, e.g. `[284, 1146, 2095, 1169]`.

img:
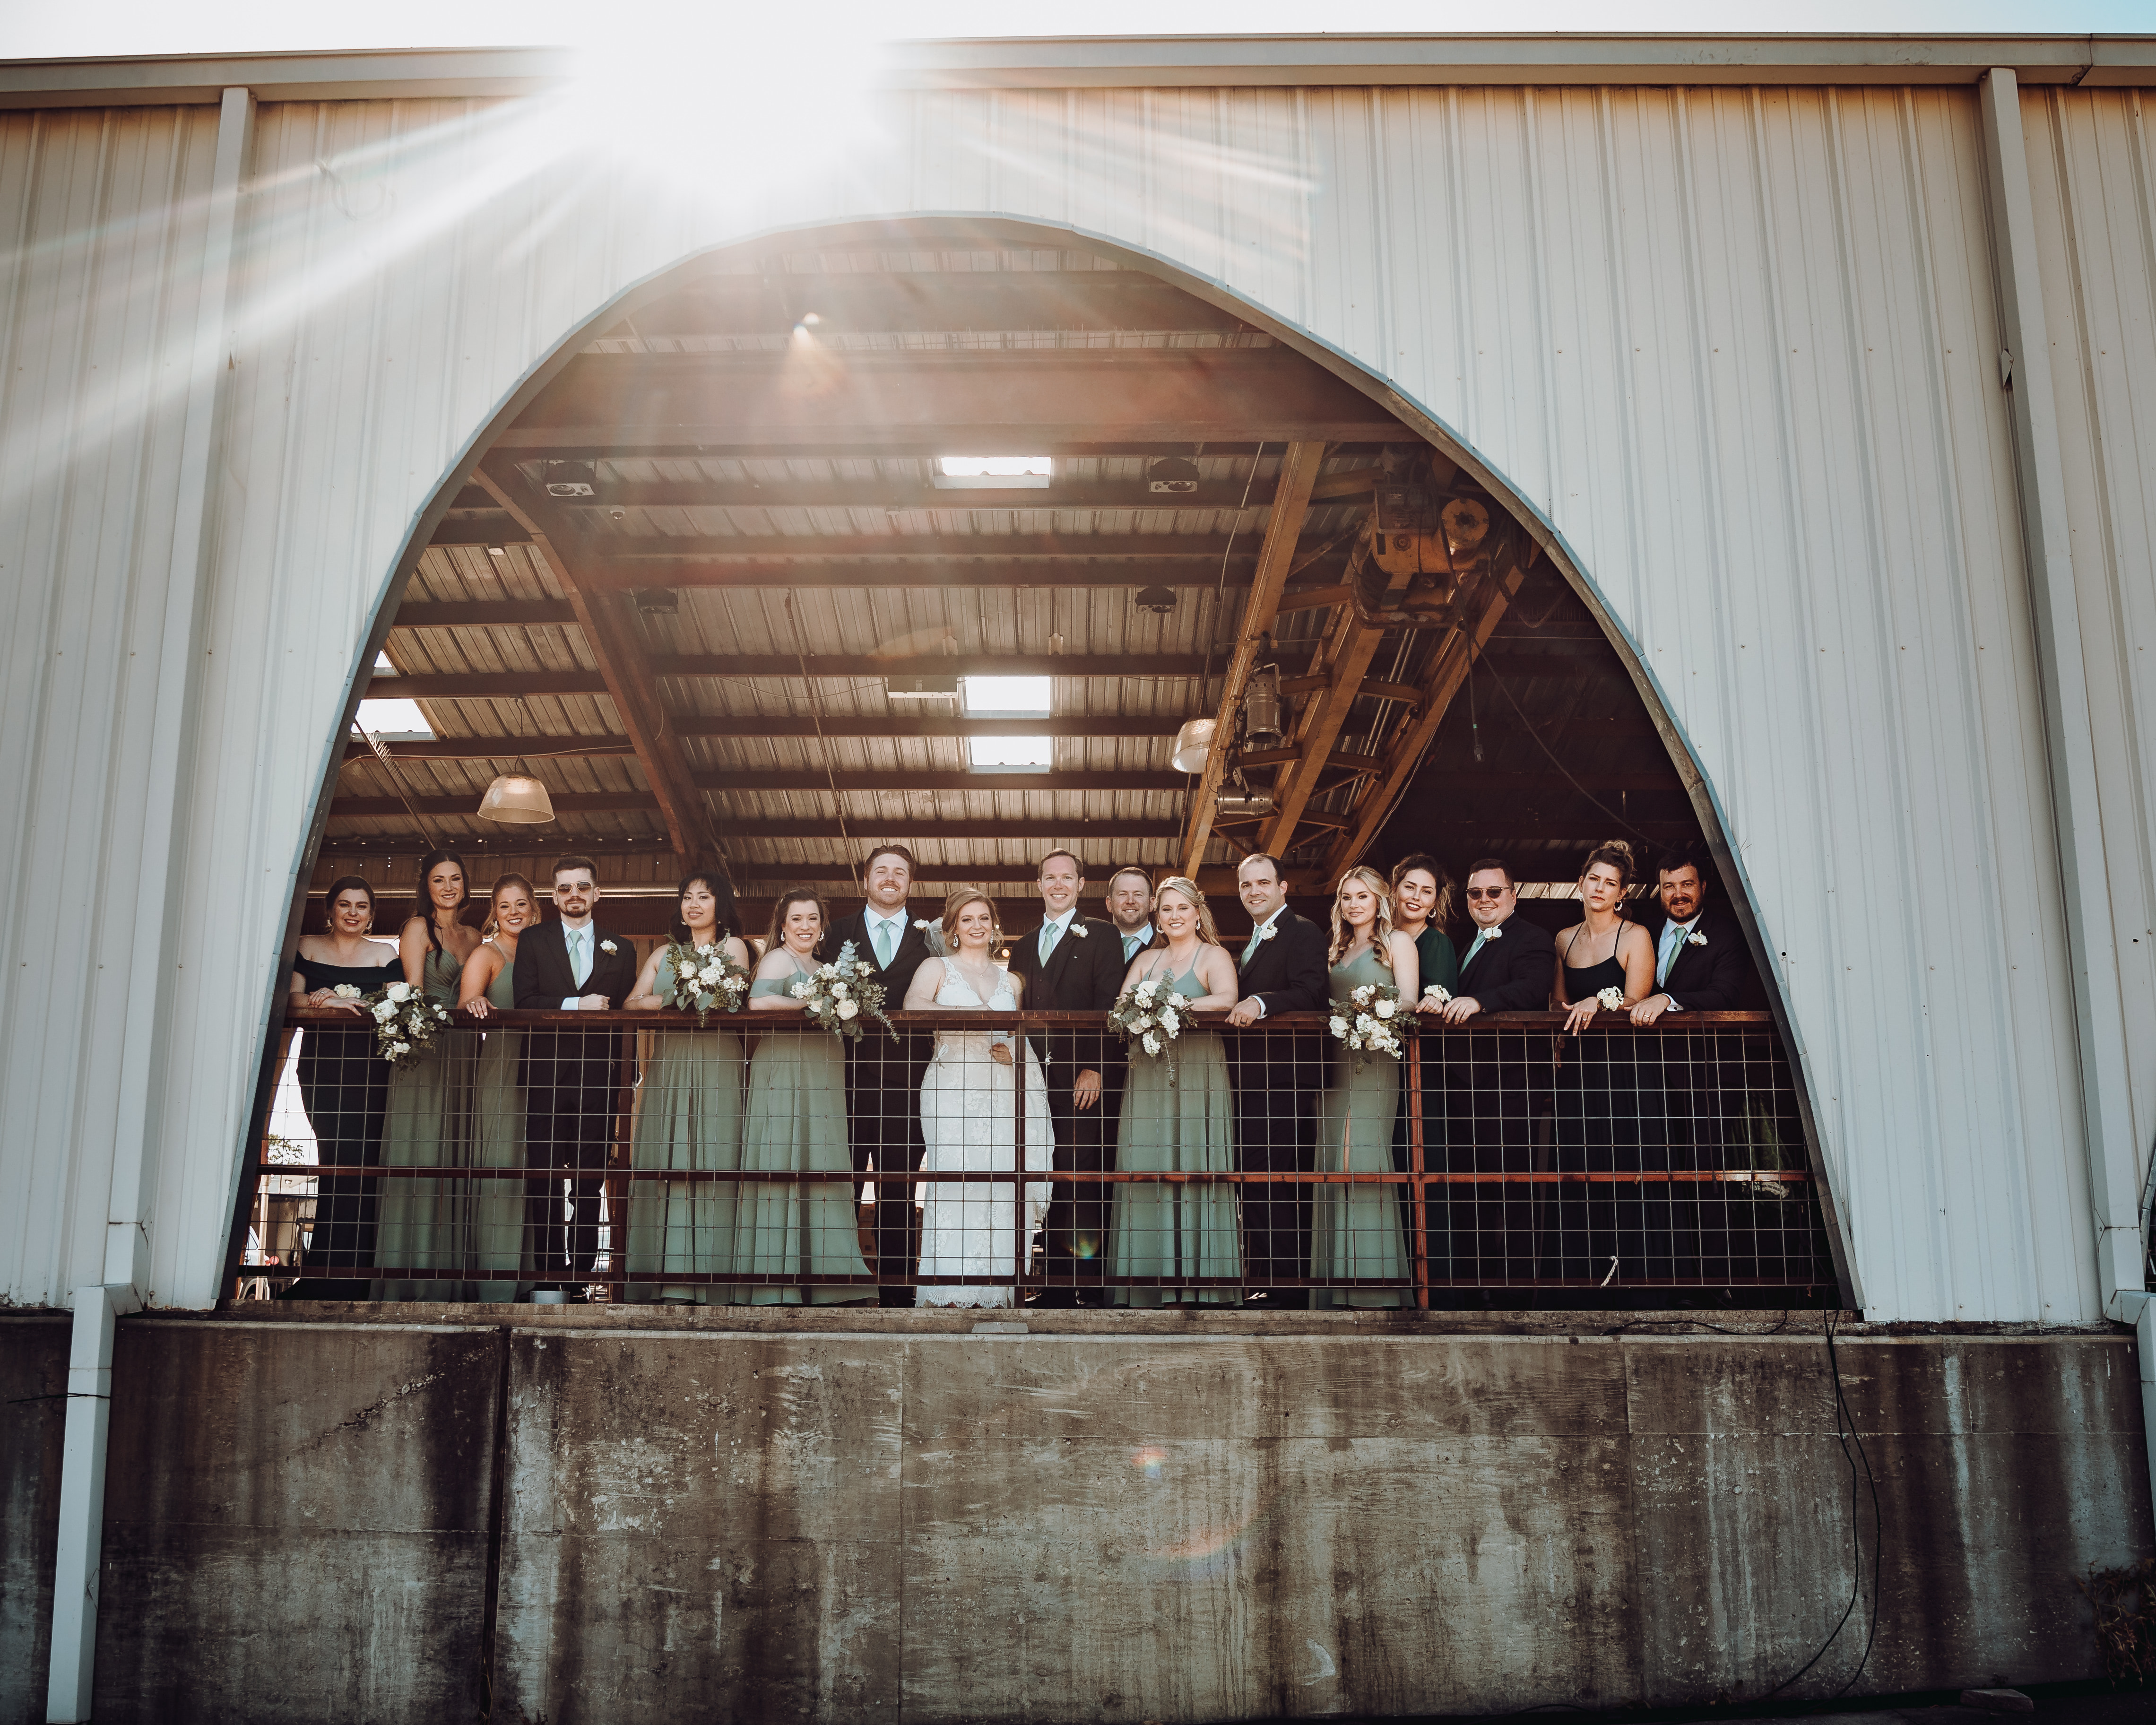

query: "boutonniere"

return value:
[1257, 921, 1278, 943]
[913, 918, 933, 931]
[1686, 930, 1706, 947]
[1069, 921, 1089, 938]
[1481, 925, 1503, 941]
[600, 939, 618, 954]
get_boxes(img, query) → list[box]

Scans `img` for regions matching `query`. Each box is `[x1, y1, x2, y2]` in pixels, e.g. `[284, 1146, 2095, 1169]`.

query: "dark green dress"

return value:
[733, 968, 871, 1304]
[374, 948, 472, 1300]
[628, 953, 746, 1303]
[1312, 947, 1408, 1308]
[1109, 964, 1240, 1306]
[466, 951, 524, 1301]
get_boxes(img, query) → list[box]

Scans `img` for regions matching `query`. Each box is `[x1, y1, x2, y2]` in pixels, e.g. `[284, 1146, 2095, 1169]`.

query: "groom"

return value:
[515, 854, 639, 1294]
[819, 843, 935, 1305]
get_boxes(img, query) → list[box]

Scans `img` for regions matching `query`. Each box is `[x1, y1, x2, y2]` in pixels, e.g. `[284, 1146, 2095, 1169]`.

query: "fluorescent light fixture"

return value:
[961, 675, 1051, 717]
[939, 455, 1050, 477]
[353, 698, 433, 739]
[969, 736, 1053, 771]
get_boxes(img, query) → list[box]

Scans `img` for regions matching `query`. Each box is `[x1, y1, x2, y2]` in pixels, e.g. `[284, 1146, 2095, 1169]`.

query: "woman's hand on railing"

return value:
[1561, 996, 1602, 1037]
[459, 992, 493, 1020]
[296, 988, 367, 1016]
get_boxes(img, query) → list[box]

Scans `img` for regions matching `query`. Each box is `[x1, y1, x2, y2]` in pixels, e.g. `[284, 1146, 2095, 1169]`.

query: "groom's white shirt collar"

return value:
[1042, 907, 1075, 933]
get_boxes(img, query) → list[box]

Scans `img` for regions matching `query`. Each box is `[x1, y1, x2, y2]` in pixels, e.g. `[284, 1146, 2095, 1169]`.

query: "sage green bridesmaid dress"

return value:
[1109, 963, 1240, 1306]
[732, 966, 870, 1304]
[1312, 946, 1408, 1309]
[465, 949, 524, 1301]
[374, 947, 472, 1300]
[627, 953, 746, 1303]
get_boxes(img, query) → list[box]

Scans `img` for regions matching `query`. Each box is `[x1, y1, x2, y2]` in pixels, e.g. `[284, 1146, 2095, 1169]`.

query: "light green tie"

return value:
[569, 927, 589, 987]
[873, 919, 895, 968]
[1039, 920, 1062, 963]
[1241, 918, 1267, 964]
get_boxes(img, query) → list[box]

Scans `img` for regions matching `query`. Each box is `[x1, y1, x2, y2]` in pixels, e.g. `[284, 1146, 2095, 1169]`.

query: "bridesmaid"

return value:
[1551, 841, 1658, 1288]
[1393, 853, 1459, 1265]
[458, 874, 537, 1302]
[733, 889, 872, 1305]
[1107, 876, 1241, 1307]
[624, 868, 753, 1304]
[1312, 867, 1420, 1309]
[375, 849, 480, 1300]
[286, 876, 398, 1295]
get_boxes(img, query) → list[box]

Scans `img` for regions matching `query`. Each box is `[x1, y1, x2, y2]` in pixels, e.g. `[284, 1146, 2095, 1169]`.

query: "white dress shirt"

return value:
[1037, 907, 1076, 960]
[864, 907, 909, 967]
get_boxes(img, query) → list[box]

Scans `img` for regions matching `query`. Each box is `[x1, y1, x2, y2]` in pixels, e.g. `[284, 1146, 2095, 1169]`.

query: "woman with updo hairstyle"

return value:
[1551, 839, 1660, 1291]
[733, 887, 872, 1303]
[623, 867, 754, 1303]
[286, 876, 399, 1294]
[376, 849, 481, 1300]
[900, 887, 1052, 1306]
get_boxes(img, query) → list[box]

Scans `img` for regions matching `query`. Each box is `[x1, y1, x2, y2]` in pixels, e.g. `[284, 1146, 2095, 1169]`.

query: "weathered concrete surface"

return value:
[1, 1318, 66, 1725]
[0, 1309, 2144, 1723]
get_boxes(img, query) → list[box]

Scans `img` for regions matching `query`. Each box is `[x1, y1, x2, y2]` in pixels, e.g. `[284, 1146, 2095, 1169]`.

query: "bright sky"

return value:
[6, 0, 2153, 60]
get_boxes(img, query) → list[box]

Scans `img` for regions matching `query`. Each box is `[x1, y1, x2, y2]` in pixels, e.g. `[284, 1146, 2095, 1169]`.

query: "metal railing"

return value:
[233, 1007, 1835, 1308]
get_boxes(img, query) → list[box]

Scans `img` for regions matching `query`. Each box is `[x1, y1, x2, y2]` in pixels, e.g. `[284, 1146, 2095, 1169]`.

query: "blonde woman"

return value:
[902, 889, 1052, 1306]
[1107, 876, 1242, 1306]
[1311, 866, 1420, 1309]
[456, 875, 537, 1301]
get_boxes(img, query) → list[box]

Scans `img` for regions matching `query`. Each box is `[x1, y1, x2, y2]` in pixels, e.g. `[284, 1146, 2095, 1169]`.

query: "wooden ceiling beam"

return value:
[1321, 567, 1528, 879]
[342, 735, 635, 762]
[371, 653, 1210, 701]
[329, 810, 1182, 841]
[439, 476, 1335, 515]
[696, 770, 1181, 793]
[1178, 440, 1329, 878]
[406, 562, 1343, 595]
[496, 350, 1403, 451]
[471, 462, 723, 865]
[571, 531, 1258, 563]
[1256, 607, 1392, 858]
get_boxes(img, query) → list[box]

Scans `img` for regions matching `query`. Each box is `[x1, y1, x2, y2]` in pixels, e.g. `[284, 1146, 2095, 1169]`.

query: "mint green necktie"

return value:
[873, 919, 895, 968]
[569, 927, 589, 986]
[1241, 919, 1266, 964]
[1039, 920, 1062, 963]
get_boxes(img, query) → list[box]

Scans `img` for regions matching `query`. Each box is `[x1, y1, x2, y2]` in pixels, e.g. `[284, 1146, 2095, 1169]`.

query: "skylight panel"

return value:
[968, 736, 1052, 771]
[961, 675, 1052, 717]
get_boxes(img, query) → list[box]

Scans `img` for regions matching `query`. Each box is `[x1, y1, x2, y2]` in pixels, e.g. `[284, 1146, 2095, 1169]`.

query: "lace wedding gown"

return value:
[917, 964, 1053, 1306]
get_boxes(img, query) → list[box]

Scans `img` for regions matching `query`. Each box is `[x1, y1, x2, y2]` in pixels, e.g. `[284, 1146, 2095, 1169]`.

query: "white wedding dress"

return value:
[917, 963, 1053, 1306]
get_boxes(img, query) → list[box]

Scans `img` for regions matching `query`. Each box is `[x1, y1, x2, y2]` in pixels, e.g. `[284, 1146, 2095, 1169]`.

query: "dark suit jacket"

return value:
[1007, 913, 1124, 1082]
[1455, 913, 1558, 1013]
[818, 909, 935, 1011]
[1234, 907, 1329, 1017]
[1649, 907, 1749, 1012]
[818, 909, 935, 1091]
[513, 919, 640, 1090]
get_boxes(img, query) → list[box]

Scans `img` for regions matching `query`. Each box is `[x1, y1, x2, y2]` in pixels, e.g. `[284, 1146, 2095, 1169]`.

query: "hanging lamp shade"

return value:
[476, 773, 556, 824]
[1170, 717, 1217, 776]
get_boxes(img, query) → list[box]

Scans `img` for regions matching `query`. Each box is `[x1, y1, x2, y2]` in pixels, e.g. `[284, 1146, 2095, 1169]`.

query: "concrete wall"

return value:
[1, 1309, 2145, 1724]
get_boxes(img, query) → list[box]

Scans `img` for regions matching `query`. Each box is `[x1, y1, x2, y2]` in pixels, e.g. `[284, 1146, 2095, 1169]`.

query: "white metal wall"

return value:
[0, 78, 2142, 1320]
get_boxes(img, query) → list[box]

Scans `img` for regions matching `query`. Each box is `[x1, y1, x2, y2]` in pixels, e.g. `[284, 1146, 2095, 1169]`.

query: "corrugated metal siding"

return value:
[0, 79, 2127, 1319]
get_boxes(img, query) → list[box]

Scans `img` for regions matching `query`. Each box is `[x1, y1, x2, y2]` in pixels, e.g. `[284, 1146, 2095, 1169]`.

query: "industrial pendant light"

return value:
[476, 700, 556, 824]
[1170, 717, 1216, 775]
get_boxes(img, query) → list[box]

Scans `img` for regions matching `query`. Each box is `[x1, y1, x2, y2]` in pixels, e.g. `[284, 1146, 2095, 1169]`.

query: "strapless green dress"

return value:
[732, 971, 871, 1303]
[374, 947, 473, 1301]
[1312, 947, 1407, 1308]
[1109, 964, 1239, 1305]
[627, 953, 747, 1302]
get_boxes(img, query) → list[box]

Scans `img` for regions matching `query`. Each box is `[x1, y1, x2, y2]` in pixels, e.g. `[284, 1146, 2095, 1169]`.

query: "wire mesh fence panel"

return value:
[242, 1009, 1836, 1307]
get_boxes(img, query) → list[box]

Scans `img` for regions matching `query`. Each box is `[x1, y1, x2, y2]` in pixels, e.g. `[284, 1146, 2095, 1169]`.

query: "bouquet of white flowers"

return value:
[1108, 972, 1188, 1084]
[1329, 980, 1408, 1072]
[364, 979, 453, 1067]
[665, 939, 749, 1022]
[788, 940, 897, 1042]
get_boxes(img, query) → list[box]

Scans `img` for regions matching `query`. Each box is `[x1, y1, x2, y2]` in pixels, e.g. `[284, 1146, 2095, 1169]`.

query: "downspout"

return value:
[44, 85, 254, 1724]
[1975, 69, 2154, 1515]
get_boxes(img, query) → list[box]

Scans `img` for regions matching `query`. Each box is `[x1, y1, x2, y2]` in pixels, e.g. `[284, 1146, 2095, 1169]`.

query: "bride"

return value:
[902, 888, 1053, 1306]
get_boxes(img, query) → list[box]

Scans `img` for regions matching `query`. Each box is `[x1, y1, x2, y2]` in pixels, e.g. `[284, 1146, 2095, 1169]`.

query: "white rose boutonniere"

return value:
[1686, 930, 1707, 947]
[600, 939, 618, 954]
[1482, 925, 1503, 940]
[1070, 921, 1088, 938]
[913, 918, 933, 931]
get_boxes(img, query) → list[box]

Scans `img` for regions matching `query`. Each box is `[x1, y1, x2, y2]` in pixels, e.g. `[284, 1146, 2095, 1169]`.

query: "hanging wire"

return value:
[355, 719, 438, 847]
[1473, 652, 1664, 851]
[786, 592, 860, 892]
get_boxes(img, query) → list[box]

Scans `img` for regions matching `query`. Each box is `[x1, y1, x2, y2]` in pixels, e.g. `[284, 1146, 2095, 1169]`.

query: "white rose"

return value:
[1142, 1032, 1162, 1056]
[1131, 1014, 1153, 1032]
[385, 980, 411, 1002]
[372, 1001, 397, 1021]
[1423, 985, 1452, 1004]
[331, 984, 361, 1000]
[1375, 997, 1395, 1019]
[390, 1041, 410, 1056]
[1329, 1015, 1349, 1036]
[837, 998, 859, 1020]
[1159, 1008, 1179, 1032]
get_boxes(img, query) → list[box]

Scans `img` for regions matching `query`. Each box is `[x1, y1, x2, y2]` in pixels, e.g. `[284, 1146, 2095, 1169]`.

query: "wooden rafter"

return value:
[1177, 440, 1328, 878]
[1320, 565, 1527, 879]
[1256, 601, 1391, 858]
[471, 463, 722, 864]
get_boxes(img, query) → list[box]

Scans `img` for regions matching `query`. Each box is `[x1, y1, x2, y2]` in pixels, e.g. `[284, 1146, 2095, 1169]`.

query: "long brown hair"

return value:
[1328, 865, 1399, 969]
[1389, 852, 1457, 935]
[411, 848, 471, 954]
[766, 887, 826, 953]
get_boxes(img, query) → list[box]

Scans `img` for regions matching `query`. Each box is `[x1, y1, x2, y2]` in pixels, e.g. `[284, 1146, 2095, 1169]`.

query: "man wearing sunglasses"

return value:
[1433, 858, 1556, 1302]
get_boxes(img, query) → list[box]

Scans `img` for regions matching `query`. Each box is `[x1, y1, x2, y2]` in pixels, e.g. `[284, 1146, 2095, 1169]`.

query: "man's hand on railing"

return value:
[1629, 992, 1675, 1026]
[1437, 995, 1484, 1025]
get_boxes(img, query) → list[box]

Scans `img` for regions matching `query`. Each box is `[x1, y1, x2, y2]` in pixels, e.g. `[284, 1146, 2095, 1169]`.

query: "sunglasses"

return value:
[1464, 886, 1510, 901]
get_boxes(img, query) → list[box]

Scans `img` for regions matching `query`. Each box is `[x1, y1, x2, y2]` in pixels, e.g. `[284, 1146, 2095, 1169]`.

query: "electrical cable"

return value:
[1472, 653, 1663, 852]
[785, 592, 860, 893]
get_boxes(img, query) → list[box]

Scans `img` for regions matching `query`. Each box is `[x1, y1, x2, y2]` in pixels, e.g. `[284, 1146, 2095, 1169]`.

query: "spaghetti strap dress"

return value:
[733, 967, 872, 1303]
[1312, 946, 1409, 1308]
[1109, 963, 1240, 1306]
[289, 950, 396, 1289]
[465, 950, 525, 1301]
[374, 947, 473, 1300]
[1551, 937, 1648, 1284]
[627, 953, 747, 1303]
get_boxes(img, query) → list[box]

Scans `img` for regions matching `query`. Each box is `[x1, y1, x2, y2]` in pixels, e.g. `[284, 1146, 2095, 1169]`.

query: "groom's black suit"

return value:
[819, 910, 934, 1302]
[1230, 907, 1329, 1290]
[1008, 913, 1125, 1292]
[515, 918, 639, 1283]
